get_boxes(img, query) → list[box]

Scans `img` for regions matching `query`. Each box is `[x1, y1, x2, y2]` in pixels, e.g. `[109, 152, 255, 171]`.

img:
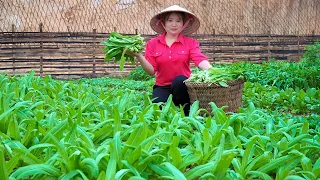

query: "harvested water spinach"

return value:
[101, 32, 145, 70]
[186, 67, 244, 87]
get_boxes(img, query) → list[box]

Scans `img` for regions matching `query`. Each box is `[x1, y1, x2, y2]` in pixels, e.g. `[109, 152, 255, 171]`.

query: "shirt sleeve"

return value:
[144, 40, 158, 73]
[190, 39, 208, 66]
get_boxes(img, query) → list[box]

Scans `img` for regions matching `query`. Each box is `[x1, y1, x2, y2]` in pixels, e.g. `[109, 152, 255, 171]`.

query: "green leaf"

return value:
[189, 100, 199, 117]
[202, 128, 211, 155]
[115, 169, 132, 180]
[283, 175, 307, 180]
[218, 81, 228, 87]
[247, 171, 273, 180]
[114, 132, 123, 168]
[209, 102, 228, 124]
[184, 162, 215, 180]
[126, 146, 141, 166]
[97, 171, 106, 180]
[168, 145, 182, 168]
[301, 156, 312, 172]
[162, 162, 187, 180]
[257, 155, 296, 173]
[313, 156, 320, 177]
[214, 151, 237, 179]
[10, 164, 60, 179]
[60, 170, 89, 180]
[122, 160, 141, 177]
[6, 154, 20, 175]
[119, 48, 127, 71]
[288, 134, 312, 147]
[0, 147, 9, 180]
[128, 176, 147, 180]
[241, 136, 259, 174]
[81, 158, 99, 178]
[106, 143, 117, 180]
[25, 143, 55, 157]
[122, 123, 147, 156]
[149, 164, 172, 177]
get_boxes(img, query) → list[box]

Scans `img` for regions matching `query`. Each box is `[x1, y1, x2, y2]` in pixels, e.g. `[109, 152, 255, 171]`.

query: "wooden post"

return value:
[267, 31, 271, 61]
[297, 34, 300, 60]
[67, 26, 71, 78]
[282, 42, 285, 60]
[92, 29, 97, 77]
[135, 28, 139, 67]
[12, 24, 16, 75]
[39, 23, 43, 78]
[232, 32, 235, 62]
[212, 28, 216, 63]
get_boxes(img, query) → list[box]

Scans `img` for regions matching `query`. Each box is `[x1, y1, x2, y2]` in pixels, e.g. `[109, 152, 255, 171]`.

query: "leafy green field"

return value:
[0, 42, 319, 179]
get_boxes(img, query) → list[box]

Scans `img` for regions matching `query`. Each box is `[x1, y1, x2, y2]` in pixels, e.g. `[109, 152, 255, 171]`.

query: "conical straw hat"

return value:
[150, 5, 200, 36]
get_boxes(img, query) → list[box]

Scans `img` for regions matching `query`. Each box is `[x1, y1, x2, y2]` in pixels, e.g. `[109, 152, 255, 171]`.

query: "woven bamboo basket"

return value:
[185, 79, 245, 113]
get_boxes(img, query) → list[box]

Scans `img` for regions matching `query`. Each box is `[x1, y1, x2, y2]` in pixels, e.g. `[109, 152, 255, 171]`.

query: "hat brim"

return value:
[150, 7, 200, 36]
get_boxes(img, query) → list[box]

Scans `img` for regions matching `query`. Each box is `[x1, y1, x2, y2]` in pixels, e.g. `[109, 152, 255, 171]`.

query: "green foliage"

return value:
[229, 56, 319, 90]
[1, 42, 320, 179]
[301, 41, 320, 66]
[243, 82, 320, 114]
[128, 66, 154, 81]
[212, 42, 319, 90]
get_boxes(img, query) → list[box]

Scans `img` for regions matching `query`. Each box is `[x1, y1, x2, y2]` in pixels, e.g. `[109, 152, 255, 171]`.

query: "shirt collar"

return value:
[158, 33, 185, 46]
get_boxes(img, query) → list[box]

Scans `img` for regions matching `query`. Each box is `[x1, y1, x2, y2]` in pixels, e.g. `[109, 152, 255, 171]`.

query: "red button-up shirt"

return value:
[145, 33, 207, 86]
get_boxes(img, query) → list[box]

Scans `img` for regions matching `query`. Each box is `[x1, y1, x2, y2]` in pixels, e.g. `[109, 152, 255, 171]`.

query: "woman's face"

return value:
[164, 12, 184, 36]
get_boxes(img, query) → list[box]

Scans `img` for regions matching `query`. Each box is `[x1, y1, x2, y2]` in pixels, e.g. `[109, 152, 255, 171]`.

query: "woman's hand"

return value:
[198, 60, 212, 70]
[126, 50, 140, 57]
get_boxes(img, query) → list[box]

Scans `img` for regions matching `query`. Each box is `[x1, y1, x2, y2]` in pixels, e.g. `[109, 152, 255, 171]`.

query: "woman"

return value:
[130, 5, 212, 115]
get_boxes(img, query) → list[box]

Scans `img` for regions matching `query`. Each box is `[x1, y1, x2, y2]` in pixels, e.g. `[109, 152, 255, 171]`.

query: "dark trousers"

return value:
[152, 75, 190, 115]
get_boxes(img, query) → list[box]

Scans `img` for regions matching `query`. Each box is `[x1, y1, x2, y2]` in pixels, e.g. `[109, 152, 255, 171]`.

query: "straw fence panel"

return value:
[1, 0, 319, 35]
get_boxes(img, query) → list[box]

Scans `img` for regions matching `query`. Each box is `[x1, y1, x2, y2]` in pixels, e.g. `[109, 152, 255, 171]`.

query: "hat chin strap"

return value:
[156, 17, 193, 35]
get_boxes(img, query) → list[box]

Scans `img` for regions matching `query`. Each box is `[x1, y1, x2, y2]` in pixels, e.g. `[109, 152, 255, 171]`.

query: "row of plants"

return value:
[0, 69, 319, 179]
[78, 76, 153, 92]
[224, 42, 320, 90]
[76, 73, 319, 118]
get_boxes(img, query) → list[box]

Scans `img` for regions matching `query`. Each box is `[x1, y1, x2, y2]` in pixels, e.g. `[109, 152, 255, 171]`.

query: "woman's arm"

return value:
[198, 60, 212, 70]
[135, 53, 155, 76]
[126, 50, 155, 76]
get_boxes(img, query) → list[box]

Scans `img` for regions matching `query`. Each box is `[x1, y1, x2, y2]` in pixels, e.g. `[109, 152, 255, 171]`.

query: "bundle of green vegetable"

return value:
[186, 67, 244, 87]
[101, 32, 145, 70]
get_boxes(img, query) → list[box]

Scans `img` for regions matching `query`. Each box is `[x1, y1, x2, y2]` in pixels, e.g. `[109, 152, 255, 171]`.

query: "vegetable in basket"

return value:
[185, 67, 244, 87]
[101, 32, 145, 70]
